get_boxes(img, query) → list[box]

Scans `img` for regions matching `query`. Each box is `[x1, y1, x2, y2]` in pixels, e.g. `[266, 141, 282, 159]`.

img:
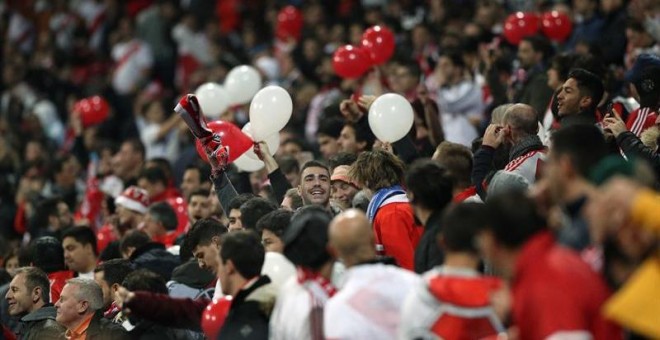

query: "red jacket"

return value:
[512, 231, 622, 339]
[626, 107, 657, 137]
[373, 202, 423, 271]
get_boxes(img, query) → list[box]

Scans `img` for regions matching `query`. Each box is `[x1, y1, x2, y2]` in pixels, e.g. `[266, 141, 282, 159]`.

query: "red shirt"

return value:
[512, 232, 622, 339]
[48, 270, 74, 303]
[373, 202, 423, 271]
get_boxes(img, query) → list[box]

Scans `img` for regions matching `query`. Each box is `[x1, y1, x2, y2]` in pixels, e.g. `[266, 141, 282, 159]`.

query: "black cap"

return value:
[283, 206, 333, 270]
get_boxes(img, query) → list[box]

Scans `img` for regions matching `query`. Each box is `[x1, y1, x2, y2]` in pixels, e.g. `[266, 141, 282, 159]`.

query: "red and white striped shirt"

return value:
[626, 107, 658, 137]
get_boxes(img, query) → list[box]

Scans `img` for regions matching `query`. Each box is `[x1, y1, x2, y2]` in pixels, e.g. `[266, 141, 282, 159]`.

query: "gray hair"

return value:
[66, 278, 104, 311]
[491, 104, 514, 125]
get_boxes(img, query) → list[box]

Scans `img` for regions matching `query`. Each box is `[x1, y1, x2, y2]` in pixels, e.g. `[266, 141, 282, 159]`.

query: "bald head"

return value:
[328, 209, 375, 267]
[504, 104, 538, 136]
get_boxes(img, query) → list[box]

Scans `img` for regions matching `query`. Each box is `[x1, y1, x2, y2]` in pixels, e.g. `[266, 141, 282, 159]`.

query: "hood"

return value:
[170, 259, 215, 289]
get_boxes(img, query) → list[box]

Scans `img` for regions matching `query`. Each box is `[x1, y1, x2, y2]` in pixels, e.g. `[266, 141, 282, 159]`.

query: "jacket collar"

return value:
[20, 304, 56, 322]
[231, 275, 271, 307]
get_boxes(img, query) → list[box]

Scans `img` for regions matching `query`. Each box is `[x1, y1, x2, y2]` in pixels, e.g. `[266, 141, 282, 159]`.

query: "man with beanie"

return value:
[324, 209, 419, 339]
[98, 186, 151, 260]
[270, 206, 337, 340]
[623, 54, 660, 136]
[330, 165, 360, 210]
[31, 236, 74, 303]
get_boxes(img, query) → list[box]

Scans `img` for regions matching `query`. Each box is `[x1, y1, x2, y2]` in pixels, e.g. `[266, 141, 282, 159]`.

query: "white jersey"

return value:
[269, 276, 333, 340]
[324, 264, 420, 340]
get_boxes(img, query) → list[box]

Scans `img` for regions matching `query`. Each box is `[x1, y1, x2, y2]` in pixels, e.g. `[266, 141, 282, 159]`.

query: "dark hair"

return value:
[185, 162, 211, 184]
[283, 205, 333, 270]
[219, 230, 265, 279]
[188, 188, 210, 202]
[317, 116, 345, 139]
[52, 153, 75, 177]
[240, 198, 278, 231]
[122, 269, 168, 294]
[350, 150, 405, 191]
[145, 158, 173, 183]
[256, 209, 293, 237]
[94, 259, 133, 286]
[279, 156, 300, 175]
[148, 202, 178, 231]
[441, 203, 488, 254]
[328, 152, 358, 169]
[32, 197, 66, 233]
[300, 160, 331, 177]
[138, 166, 168, 187]
[228, 193, 257, 212]
[433, 142, 473, 189]
[551, 125, 607, 178]
[119, 230, 151, 254]
[14, 267, 51, 304]
[62, 226, 98, 256]
[568, 68, 604, 112]
[550, 53, 579, 84]
[405, 159, 454, 212]
[400, 62, 422, 82]
[281, 138, 306, 152]
[31, 236, 65, 273]
[123, 138, 146, 159]
[283, 188, 304, 210]
[485, 191, 546, 248]
[521, 35, 554, 62]
[439, 49, 466, 69]
[346, 117, 376, 151]
[185, 218, 228, 250]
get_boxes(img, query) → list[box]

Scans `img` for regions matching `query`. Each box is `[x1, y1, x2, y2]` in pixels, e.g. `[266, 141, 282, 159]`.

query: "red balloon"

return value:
[201, 296, 233, 339]
[73, 96, 110, 128]
[276, 6, 303, 41]
[541, 11, 573, 42]
[361, 25, 395, 65]
[503, 12, 540, 45]
[195, 121, 253, 163]
[332, 45, 371, 79]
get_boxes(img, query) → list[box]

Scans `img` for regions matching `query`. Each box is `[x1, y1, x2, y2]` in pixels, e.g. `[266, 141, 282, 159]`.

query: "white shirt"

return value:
[111, 39, 153, 95]
[269, 276, 332, 340]
[324, 264, 420, 340]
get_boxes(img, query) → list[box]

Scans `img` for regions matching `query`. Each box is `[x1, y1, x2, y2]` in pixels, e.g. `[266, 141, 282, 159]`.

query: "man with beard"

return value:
[298, 161, 341, 215]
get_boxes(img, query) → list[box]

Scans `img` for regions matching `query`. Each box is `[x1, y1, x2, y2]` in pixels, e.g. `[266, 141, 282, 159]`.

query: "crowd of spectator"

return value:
[0, 0, 660, 339]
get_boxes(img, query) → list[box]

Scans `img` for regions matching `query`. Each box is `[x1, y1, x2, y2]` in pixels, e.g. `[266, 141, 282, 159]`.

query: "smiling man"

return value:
[5, 267, 65, 338]
[556, 68, 604, 127]
[298, 160, 341, 215]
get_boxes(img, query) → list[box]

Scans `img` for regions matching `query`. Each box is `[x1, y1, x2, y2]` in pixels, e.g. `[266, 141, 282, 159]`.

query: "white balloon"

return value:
[368, 93, 414, 142]
[249, 86, 292, 141]
[225, 65, 262, 105]
[261, 252, 296, 289]
[233, 153, 264, 172]
[242, 122, 280, 160]
[194, 83, 229, 118]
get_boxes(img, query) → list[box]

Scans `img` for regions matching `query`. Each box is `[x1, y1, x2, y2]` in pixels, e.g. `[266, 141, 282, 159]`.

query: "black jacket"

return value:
[16, 305, 65, 340]
[616, 131, 660, 176]
[130, 242, 181, 281]
[126, 319, 196, 340]
[414, 211, 445, 274]
[217, 276, 277, 340]
[86, 311, 129, 340]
